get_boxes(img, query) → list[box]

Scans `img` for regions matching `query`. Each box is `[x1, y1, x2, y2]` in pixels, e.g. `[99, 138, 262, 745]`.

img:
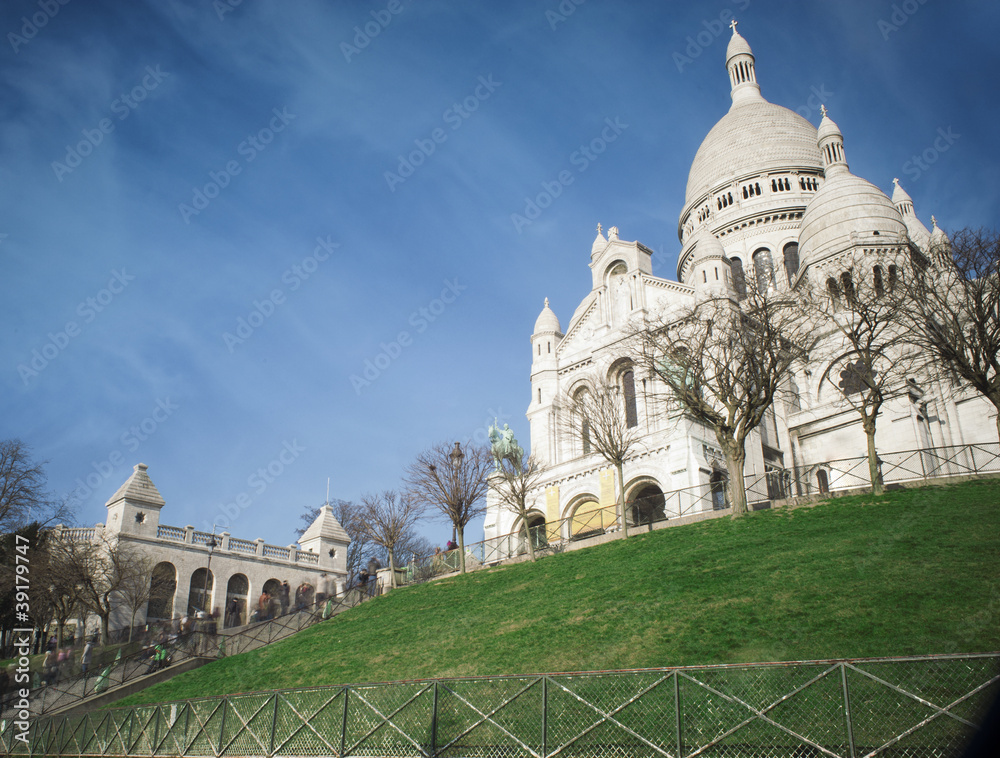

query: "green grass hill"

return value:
[116, 478, 1000, 707]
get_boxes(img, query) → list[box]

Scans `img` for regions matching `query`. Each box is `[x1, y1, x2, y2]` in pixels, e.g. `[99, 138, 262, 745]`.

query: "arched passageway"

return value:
[147, 562, 176, 622]
[630, 484, 666, 527]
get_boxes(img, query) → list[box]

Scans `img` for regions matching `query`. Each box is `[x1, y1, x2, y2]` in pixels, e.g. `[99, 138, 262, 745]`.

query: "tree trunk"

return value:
[388, 553, 396, 589]
[724, 445, 748, 516]
[615, 461, 630, 538]
[996, 410, 1000, 446]
[100, 615, 110, 646]
[522, 512, 537, 562]
[865, 423, 884, 495]
[457, 526, 466, 574]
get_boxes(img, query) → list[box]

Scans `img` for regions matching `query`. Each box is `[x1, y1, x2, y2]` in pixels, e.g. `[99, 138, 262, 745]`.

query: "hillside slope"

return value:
[117, 479, 1000, 706]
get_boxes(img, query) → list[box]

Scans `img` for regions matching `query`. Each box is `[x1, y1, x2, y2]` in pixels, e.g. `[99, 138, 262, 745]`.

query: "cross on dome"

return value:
[730, 19, 738, 33]
[820, 104, 828, 118]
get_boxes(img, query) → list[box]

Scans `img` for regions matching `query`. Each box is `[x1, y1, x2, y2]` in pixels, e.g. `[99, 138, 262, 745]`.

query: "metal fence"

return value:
[393, 442, 1000, 586]
[0, 588, 376, 721]
[4, 653, 996, 757]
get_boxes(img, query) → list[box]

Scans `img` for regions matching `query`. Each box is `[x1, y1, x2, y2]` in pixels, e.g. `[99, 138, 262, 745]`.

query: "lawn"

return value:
[114, 478, 1000, 707]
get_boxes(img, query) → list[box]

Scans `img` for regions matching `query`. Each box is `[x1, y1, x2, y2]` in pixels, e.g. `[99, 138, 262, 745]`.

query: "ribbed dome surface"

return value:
[685, 100, 822, 206]
[533, 299, 561, 334]
[799, 174, 906, 262]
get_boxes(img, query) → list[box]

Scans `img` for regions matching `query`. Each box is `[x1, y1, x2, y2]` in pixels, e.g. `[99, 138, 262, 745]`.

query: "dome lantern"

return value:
[726, 20, 762, 104]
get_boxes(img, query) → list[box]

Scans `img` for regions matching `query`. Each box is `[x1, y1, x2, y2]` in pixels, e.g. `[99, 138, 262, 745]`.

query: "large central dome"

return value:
[684, 100, 822, 205]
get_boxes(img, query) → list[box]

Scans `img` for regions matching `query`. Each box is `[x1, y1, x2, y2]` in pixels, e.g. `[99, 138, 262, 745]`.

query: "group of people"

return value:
[38, 636, 95, 686]
[250, 581, 318, 623]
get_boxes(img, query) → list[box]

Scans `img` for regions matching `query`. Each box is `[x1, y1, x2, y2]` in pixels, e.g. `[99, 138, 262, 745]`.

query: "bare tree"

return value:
[404, 442, 492, 573]
[356, 491, 424, 589]
[635, 279, 815, 515]
[800, 250, 928, 494]
[559, 380, 641, 537]
[490, 452, 547, 561]
[52, 533, 151, 645]
[0, 439, 68, 532]
[116, 552, 160, 641]
[902, 227, 1000, 443]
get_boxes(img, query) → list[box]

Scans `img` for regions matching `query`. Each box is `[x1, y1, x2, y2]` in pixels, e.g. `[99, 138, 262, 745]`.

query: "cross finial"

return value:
[596, 223, 602, 235]
[820, 104, 828, 118]
[893, 177, 900, 186]
[730, 19, 738, 33]
[931, 215, 938, 228]
[544, 297, 549, 307]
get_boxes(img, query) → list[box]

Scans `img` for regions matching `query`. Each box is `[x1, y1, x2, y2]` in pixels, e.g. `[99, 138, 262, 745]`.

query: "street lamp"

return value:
[202, 526, 218, 614]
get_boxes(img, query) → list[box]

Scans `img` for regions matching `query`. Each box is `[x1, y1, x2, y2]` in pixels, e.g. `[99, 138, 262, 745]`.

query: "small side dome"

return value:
[591, 223, 607, 257]
[816, 109, 843, 144]
[691, 226, 726, 265]
[799, 175, 906, 263]
[930, 216, 949, 250]
[533, 298, 562, 335]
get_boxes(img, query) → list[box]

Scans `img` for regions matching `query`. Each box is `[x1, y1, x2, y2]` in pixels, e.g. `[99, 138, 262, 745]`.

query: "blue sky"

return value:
[2, 0, 997, 548]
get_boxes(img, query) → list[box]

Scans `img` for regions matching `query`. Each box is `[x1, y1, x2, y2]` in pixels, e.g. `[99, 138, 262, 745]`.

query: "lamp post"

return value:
[202, 526, 218, 614]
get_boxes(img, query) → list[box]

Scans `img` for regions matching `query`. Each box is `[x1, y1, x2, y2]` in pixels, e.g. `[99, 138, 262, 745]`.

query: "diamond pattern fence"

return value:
[0, 590, 371, 722]
[4, 653, 996, 757]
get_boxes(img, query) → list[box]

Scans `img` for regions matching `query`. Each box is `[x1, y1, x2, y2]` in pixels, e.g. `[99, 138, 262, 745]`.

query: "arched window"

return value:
[622, 370, 638, 428]
[753, 248, 774, 292]
[888, 265, 898, 291]
[873, 265, 884, 296]
[840, 272, 856, 304]
[574, 389, 591, 455]
[827, 277, 841, 310]
[710, 471, 728, 510]
[730, 257, 747, 300]
[817, 469, 830, 494]
[783, 242, 800, 285]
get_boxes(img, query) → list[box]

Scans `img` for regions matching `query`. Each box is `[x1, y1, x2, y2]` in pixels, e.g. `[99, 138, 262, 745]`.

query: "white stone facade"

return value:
[62, 463, 350, 633]
[484, 24, 996, 542]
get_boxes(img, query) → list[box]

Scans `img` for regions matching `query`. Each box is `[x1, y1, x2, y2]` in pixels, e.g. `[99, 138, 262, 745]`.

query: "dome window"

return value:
[783, 242, 800, 284]
[730, 257, 747, 300]
[873, 265, 884, 296]
[840, 272, 856, 304]
[826, 277, 842, 310]
[753, 248, 775, 291]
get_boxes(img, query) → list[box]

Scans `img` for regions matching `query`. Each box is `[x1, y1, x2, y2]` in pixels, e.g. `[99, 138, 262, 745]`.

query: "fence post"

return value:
[674, 671, 683, 758]
[431, 681, 439, 757]
[840, 663, 856, 758]
[340, 686, 350, 758]
[218, 697, 228, 757]
[269, 693, 280, 757]
[541, 677, 548, 758]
